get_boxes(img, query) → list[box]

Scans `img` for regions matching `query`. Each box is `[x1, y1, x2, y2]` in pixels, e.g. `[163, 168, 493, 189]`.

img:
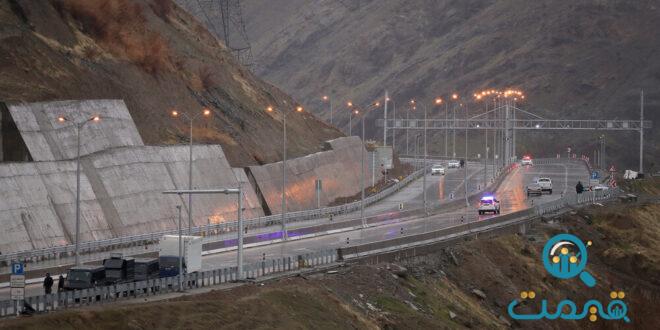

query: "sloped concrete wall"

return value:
[0, 145, 264, 254]
[7, 100, 143, 161]
[249, 136, 382, 214]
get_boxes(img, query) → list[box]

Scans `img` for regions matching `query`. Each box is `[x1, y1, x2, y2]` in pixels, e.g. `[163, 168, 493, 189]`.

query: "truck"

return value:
[158, 235, 202, 278]
[134, 258, 160, 281]
[63, 265, 106, 291]
[102, 254, 135, 284]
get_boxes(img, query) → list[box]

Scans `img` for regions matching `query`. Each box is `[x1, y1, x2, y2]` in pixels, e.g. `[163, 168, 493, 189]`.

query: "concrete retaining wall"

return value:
[6, 100, 144, 161]
[248, 136, 382, 214]
[0, 145, 264, 254]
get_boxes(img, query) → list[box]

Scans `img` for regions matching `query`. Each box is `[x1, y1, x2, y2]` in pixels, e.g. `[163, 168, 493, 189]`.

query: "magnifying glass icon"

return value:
[542, 234, 596, 287]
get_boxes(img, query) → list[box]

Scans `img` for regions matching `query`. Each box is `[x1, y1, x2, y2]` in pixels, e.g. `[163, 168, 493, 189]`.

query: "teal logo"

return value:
[508, 233, 630, 323]
[542, 233, 596, 287]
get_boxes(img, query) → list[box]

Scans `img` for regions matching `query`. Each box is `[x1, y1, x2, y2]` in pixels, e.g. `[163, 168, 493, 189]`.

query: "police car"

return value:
[521, 155, 533, 166]
[478, 195, 501, 215]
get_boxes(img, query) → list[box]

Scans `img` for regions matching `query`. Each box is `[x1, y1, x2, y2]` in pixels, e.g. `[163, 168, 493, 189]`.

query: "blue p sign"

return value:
[11, 262, 24, 275]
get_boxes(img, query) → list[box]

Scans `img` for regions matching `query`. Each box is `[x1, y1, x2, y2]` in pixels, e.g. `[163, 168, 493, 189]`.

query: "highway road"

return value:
[1, 160, 588, 298]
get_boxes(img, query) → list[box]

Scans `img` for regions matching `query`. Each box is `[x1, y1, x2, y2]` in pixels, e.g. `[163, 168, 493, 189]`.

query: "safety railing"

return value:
[0, 249, 338, 317]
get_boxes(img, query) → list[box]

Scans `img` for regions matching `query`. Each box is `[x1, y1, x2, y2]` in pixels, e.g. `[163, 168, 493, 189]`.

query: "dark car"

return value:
[135, 258, 160, 281]
[64, 266, 105, 291]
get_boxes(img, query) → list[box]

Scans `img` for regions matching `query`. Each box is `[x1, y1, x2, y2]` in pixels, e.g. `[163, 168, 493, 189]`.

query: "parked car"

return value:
[448, 160, 460, 168]
[478, 195, 501, 215]
[431, 164, 446, 175]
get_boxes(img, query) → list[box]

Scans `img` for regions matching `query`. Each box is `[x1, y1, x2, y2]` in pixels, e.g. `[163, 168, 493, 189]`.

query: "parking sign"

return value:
[11, 262, 24, 275]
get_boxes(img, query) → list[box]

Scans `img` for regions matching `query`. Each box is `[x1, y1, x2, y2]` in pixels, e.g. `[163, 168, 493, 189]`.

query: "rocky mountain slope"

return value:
[0, 0, 342, 166]
[236, 0, 659, 170]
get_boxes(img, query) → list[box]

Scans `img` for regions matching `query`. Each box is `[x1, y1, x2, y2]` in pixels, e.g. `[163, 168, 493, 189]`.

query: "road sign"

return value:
[11, 262, 24, 275]
[375, 146, 393, 169]
[10, 287, 24, 300]
[609, 165, 616, 172]
[10, 275, 25, 288]
[591, 171, 599, 179]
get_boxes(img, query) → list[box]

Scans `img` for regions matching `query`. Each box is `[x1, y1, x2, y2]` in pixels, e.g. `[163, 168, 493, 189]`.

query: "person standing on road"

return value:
[43, 272, 54, 294]
[58, 275, 65, 292]
[576, 181, 584, 194]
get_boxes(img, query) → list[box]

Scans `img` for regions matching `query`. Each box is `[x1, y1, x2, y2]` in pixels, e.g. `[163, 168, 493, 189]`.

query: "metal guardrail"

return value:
[0, 249, 338, 317]
[0, 163, 433, 267]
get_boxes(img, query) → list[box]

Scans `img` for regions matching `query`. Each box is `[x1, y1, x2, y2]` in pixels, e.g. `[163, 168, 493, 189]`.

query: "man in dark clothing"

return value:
[58, 275, 65, 292]
[460, 159, 465, 168]
[576, 181, 584, 194]
[43, 272, 54, 294]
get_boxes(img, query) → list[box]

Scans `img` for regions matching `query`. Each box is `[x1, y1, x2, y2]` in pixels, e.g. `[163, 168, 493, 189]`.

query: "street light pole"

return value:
[383, 90, 388, 146]
[171, 109, 211, 235]
[361, 115, 366, 227]
[465, 102, 469, 208]
[56, 115, 100, 266]
[188, 119, 193, 234]
[75, 122, 82, 266]
[406, 106, 410, 155]
[282, 112, 287, 239]
[640, 90, 644, 173]
[423, 103, 428, 214]
[266, 105, 302, 240]
[176, 204, 183, 291]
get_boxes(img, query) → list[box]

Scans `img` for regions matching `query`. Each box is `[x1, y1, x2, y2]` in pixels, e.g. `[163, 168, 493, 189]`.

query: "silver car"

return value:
[527, 182, 543, 196]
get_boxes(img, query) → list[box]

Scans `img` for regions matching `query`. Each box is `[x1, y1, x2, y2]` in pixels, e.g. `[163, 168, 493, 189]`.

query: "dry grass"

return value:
[54, 0, 171, 74]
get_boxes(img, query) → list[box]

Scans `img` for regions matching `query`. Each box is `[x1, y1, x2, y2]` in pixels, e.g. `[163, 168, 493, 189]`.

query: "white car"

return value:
[448, 160, 460, 168]
[536, 177, 552, 194]
[478, 195, 500, 215]
[431, 164, 446, 175]
[521, 156, 533, 166]
[593, 184, 609, 191]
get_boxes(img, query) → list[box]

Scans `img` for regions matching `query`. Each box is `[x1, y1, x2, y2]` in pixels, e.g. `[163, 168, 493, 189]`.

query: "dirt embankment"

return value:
[2, 179, 658, 329]
[0, 0, 341, 166]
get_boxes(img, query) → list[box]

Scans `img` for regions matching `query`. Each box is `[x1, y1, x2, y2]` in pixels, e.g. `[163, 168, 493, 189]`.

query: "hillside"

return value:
[234, 0, 659, 170]
[0, 0, 341, 166]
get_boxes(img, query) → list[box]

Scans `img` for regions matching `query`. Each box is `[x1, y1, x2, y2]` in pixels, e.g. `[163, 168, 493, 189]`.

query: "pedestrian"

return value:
[58, 275, 65, 292]
[576, 181, 584, 194]
[43, 272, 54, 294]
